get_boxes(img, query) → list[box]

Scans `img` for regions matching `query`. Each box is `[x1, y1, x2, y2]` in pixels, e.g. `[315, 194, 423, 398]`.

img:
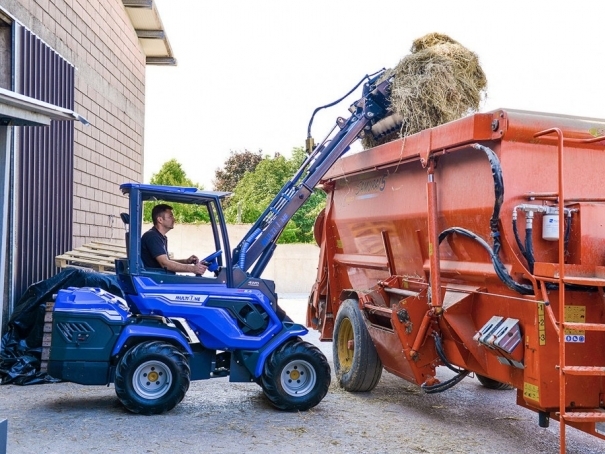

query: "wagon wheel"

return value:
[476, 373, 514, 390]
[333, 299, 382, 392]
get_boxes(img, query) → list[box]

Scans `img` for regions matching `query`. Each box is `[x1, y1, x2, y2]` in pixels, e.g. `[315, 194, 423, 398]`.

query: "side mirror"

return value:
[120, 213, 130, 258]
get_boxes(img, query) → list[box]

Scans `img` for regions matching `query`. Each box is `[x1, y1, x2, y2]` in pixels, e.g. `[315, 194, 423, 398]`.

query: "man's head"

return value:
[151, 204, 175, 233]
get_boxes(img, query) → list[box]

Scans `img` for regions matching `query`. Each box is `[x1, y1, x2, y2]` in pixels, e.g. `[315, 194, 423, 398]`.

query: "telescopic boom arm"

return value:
[233, 71, 400, 277]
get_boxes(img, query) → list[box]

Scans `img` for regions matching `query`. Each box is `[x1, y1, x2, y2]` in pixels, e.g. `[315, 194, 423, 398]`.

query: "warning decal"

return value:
[523, 382, 540, 402]
[564, 305, 586, 343]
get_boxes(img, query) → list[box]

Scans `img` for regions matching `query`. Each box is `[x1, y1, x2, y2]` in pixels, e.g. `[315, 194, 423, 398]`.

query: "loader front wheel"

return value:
[260, 338, 330, 411]
[115, 341, 190, 415]
[476, 373, 514, 390]
[333, 299, 382, 392]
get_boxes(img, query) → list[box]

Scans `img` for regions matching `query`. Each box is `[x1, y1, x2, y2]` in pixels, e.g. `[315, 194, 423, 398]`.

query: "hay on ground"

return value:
[362, 32, 487, 149]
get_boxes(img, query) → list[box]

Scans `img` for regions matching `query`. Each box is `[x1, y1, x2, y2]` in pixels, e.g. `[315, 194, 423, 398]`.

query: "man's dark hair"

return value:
[151, 204, 173, 226]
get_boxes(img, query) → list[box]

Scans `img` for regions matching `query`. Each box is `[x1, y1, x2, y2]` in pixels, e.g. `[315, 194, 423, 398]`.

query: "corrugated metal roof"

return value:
[123, 0, 176, 66]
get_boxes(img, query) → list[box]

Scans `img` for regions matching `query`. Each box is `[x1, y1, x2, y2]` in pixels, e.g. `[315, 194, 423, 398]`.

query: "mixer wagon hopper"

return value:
[308, 108, 605, 450]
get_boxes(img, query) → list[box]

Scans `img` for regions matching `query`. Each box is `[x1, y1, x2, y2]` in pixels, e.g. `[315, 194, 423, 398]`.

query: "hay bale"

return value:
[410, 32, 460, 53]
[362, 33, 487, 148]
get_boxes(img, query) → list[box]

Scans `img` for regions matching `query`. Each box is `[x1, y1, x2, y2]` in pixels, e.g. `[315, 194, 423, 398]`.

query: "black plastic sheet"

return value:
[0, 268, 124, 385]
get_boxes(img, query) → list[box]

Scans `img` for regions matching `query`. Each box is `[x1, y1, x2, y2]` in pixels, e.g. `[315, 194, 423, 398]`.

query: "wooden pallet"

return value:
[55, 241, 126, 274]
[40, 302, 54, 373]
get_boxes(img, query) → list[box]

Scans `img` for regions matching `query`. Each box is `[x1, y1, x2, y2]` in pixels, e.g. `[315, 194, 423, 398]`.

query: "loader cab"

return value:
[116, 183, 234, 293]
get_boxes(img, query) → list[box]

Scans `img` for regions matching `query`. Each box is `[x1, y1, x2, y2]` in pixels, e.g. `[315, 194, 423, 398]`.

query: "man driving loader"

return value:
[141, 203, 208, 274]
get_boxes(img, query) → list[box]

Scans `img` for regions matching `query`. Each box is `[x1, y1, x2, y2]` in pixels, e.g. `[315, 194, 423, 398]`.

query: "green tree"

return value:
[225, 148, 326, 243]
[144, 159, 210, 223]
[213, 149, 262, 193]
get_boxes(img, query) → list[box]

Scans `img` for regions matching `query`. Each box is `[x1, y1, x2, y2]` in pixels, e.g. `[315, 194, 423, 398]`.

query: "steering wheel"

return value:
[201, 250, 222, 272]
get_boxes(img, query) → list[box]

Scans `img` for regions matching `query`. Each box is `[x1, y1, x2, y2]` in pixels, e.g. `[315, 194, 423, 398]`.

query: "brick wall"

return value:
[3, 0, 144, 246]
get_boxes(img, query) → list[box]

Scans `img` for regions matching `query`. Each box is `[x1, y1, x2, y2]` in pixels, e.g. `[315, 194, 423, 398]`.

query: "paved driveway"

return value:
[1, 295, 603, 453]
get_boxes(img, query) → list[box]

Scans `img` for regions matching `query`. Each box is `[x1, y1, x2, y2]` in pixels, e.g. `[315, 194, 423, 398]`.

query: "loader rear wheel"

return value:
[260, 337, 330, 411]
[476, 373, 513, 390]
[333, 299, 382, 392]
[115, 341, 190, 415]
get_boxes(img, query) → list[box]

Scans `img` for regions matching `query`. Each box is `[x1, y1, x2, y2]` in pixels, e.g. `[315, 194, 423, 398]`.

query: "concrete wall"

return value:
[2, 0, 145, 246]
[143, 223, 320, 294]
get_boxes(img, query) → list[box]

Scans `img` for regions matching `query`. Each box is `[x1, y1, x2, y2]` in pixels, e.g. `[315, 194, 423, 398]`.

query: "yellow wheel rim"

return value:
[336, 318, 354, 372]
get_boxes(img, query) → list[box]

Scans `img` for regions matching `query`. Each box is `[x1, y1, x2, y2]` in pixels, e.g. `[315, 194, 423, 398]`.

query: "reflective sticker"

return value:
[537, 302, 546, 346]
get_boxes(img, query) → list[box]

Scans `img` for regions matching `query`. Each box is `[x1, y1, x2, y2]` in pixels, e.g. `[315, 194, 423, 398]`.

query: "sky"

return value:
[144, 1, 605, 189]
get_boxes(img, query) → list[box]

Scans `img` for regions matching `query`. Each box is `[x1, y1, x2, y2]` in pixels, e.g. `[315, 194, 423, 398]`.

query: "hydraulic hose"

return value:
[238, 228, 261, 270]
[421, 369, 471, 394]
[306, 69, 385, 140]
[524, 226, 535, 274]
[439, 227, 533, 295]
[469, 144, 534, 295]
[471, 144, 503, 234]
[433, 333, 466, 374]
[512, 218, 526, 257]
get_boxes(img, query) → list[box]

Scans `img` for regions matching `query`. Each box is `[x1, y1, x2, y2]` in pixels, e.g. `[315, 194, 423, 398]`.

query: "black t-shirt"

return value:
[141, 226, 168, 269]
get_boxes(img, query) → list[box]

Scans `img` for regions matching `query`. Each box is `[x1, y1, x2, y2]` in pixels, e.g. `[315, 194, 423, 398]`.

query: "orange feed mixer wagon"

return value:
[308, 108, 605, 447]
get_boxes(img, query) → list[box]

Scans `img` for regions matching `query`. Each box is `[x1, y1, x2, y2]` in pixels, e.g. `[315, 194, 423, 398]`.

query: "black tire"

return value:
[260, 337, 331, 411]
[114, 341, 190, 415]
[333, 299, 382, 392]
[476, 373, 514, 390]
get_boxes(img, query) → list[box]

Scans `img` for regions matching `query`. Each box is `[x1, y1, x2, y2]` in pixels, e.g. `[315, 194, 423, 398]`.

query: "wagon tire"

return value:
[115, 341, 190, 415]
[333, 299, 382, 392]
[260, 337, 330, 411]
[476, 373, 514, 390]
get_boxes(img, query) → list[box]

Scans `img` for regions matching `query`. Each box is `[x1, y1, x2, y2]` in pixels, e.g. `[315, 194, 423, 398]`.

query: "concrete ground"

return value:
[1, 294, 604, 454]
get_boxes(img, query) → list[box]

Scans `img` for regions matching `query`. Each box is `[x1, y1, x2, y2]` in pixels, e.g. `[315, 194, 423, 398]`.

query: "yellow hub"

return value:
[147, 371, 159, 382]
[289, 369, 301, 380]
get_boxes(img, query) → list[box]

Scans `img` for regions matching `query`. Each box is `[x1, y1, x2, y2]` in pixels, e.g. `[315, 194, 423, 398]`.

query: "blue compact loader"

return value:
[42, 72, 399, 414]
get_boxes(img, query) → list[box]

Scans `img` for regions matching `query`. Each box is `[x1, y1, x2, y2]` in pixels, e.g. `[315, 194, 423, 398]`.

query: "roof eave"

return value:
[123, 0, 177, 67]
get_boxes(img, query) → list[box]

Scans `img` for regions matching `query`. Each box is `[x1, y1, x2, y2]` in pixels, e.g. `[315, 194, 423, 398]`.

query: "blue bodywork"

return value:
[53, 278, 307, 380]
[128, 277, 289, 350]
[55, 286, 130, 319]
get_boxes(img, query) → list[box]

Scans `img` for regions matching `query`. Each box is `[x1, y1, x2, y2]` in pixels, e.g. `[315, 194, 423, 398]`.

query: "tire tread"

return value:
[115, 341, 190, 415]
[260, 337, 330, 412]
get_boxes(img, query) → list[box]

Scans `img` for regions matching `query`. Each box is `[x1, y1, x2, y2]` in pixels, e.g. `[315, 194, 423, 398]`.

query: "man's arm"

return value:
[156, 254, 207, 274]
[173, 255, 199, 265]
